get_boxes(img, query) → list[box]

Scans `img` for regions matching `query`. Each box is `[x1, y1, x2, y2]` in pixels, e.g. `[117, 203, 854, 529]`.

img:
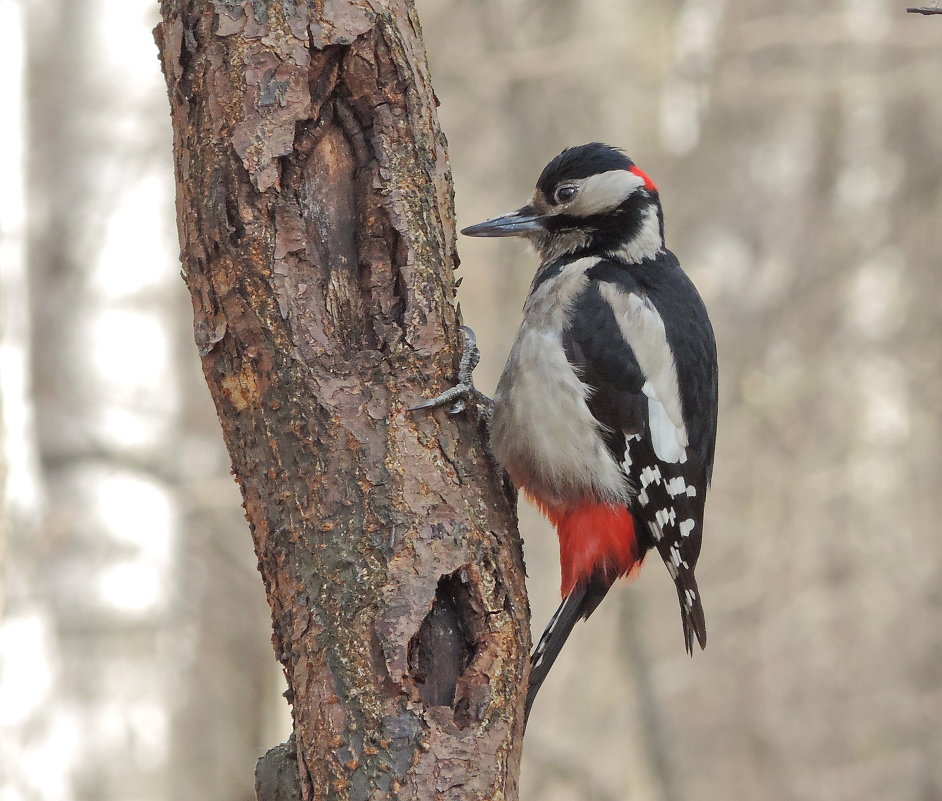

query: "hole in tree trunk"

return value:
[408, 571, 478, 709]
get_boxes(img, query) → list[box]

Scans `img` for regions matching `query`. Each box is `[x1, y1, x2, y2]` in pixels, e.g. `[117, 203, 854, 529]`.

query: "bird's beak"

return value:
[461, 206, 544, 238]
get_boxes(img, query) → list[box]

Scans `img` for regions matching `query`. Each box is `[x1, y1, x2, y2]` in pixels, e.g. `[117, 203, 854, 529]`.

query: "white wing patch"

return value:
[644, 382, 688, 463]
[599, 284, 688, 463]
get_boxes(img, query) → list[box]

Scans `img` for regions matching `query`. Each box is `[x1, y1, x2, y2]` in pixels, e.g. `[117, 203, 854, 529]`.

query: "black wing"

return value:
[562, 257, 717, 652]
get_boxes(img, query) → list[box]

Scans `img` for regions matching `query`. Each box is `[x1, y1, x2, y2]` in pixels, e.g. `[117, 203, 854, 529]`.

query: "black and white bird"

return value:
[416, 143, 718, 719]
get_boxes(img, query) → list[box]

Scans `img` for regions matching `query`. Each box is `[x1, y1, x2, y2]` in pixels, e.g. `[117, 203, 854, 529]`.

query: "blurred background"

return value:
[2, 1, 940, 800]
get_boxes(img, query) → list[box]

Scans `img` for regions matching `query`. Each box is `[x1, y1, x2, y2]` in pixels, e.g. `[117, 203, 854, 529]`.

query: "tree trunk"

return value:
[154, 2, 530, 799]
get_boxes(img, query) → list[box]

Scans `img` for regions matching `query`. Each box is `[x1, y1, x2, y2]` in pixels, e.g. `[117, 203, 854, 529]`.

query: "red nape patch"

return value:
[528, 495, 640, 597]
[629, 165, 658, 192]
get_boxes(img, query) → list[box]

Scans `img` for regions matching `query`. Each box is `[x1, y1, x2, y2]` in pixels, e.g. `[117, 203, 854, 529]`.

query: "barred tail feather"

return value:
[677, 573, 706, 655]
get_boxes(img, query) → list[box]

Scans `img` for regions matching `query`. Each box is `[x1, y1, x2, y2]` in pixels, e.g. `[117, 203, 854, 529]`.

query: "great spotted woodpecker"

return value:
[415, 143, 718, 719]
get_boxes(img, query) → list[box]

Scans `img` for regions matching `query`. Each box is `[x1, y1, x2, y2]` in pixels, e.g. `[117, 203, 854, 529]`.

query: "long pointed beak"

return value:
[461, 206, 544, 238]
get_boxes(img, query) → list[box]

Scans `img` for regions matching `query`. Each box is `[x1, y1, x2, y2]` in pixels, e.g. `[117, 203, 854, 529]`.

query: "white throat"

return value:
[533, 228, 590, 264]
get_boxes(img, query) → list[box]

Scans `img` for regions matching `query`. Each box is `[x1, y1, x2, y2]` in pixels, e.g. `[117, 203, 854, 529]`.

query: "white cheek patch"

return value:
[568, 169, 645, 216]
[610, 206, 662, 264]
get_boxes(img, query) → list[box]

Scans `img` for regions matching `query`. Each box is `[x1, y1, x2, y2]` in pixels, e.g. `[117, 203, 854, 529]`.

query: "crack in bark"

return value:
[334, 97, 372, 169]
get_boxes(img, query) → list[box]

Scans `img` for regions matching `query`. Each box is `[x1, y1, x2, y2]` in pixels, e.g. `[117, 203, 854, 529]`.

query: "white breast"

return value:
[489, 258, 630, 506]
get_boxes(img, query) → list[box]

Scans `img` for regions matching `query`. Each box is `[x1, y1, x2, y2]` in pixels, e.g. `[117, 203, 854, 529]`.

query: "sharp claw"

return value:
[456, 326, 480, 381]
[408, 399, 437, 412]
[408, 398, 448, 412]
[409, 383, 471, 412]
[458, 325, 477, 349]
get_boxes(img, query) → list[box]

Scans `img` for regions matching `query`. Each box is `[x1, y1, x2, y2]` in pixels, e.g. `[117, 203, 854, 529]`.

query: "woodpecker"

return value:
[415, 143, 718, 719]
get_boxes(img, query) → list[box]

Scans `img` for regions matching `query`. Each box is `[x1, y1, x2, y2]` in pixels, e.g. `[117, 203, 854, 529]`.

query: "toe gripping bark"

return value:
[410, 326, 493, 422]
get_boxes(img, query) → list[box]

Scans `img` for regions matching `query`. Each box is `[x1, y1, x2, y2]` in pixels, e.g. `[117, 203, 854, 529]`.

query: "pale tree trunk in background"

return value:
[155, 1, 530, 799]
[24, 1, 173, 798]
[25, 2, 165, 800]
[0, 0, 43, 539]
[0, 2, 65, 799]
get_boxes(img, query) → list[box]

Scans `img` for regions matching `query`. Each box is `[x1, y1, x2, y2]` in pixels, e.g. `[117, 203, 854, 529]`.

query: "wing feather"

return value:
[562, 258, 714, 650]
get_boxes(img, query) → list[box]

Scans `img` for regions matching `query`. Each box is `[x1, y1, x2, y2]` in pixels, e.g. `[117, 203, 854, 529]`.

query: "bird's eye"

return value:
[554, 185, 578, 204]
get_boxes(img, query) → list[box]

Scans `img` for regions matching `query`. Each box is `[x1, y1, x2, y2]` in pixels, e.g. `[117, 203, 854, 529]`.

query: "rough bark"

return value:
[154, 2, 529, 800]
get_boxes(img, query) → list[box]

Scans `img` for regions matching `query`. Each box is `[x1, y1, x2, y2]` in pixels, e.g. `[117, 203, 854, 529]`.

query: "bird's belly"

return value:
[490, 326, 628, 506]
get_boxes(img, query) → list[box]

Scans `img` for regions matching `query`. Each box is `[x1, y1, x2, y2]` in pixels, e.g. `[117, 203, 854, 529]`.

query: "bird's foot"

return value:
[410, 326, 493, 422]
[411, 326, 513, 501]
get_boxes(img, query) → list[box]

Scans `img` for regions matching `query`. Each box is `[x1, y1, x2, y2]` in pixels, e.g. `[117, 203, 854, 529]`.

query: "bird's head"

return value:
[462, 143, 664, 265]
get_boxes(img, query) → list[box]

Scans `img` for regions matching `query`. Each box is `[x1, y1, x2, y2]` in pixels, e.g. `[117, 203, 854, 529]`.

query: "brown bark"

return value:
[154, 2, 530, 799]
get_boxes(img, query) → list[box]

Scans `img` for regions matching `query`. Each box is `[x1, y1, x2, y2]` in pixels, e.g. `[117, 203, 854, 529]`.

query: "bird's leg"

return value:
[411, 327, 515, 503]
[410, 326, 493, 423]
